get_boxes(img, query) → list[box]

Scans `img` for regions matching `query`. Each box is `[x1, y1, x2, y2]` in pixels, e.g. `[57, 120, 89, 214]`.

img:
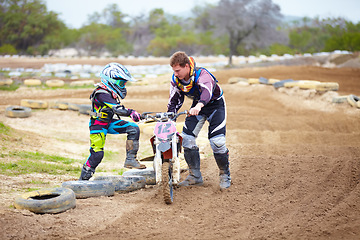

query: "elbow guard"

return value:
[113, 105, 130, 116]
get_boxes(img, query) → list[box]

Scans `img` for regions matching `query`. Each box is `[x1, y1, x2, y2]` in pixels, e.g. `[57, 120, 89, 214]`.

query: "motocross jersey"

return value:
[167, 67, 223, 113]
[90, 87, 130, 123]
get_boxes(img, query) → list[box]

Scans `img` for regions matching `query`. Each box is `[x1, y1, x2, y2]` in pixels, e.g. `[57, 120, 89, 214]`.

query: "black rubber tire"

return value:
[332, 95, 349, 103]
[93, 175, 146, 193]
[161, 162, 173, 204]
[62, 180, 115, 199]
[259, 77, 269, 84]
[78, 104, 92, 115]
[5, 106, 32, 118]
[273, 79, 294, 89]
[122, 168, 156, 185]
[14, 187, 76, 214]
[347, 94, 360, 108]
[68, 103, 81, 111]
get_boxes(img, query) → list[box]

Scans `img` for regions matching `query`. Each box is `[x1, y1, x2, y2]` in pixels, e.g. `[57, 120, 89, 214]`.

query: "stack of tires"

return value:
[13, 171, 152, 214]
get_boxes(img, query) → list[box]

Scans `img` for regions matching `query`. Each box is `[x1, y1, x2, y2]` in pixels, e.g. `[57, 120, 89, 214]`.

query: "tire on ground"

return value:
[248, 78, 260, 84]
[49, 101, 69, 110]
[94, 175, 146, 192]
[315, 82, 339, 92]
[296, 80, 321, 89]
[284, 80, 300, 88]
[20, 99, 48, 109]
[45, 79, 65, 87]
[268, 78, 280, 85]
[259, 77, 269, 84]
[122, 168, 156, 185]
[347, 94, 360, 108]
[14, 187, 76, 214]
[24, 79, 42, 86]
[0, 79, 13, 86]
[78, 104, 92, 115]
[62, 180, 115, 199]
[67, 103, 81, 111]
[273, 79, 294, 89]
[332, 95, 349, 103]
[5, 106, 31, 118]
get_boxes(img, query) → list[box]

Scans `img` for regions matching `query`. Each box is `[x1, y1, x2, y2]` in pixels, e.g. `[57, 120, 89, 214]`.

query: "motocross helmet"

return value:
[100, 63, 136, 99]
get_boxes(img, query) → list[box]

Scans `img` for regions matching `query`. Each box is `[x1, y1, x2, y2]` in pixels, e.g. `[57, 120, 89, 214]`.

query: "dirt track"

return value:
[0, 58, 360, 240]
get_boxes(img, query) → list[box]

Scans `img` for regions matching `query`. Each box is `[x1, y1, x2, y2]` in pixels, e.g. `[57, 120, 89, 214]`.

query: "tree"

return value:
[0, 0, 65, 54]
[210, 0, 283, 65]
[324, 20, 360, 52]
[82, 4, 131, 56]
[77, 23, 131, 57]
[146, 9, 199, 56]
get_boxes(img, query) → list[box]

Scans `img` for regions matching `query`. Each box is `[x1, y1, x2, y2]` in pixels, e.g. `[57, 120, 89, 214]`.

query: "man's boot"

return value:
[214, 150, 231, 189]
[179, 147, 203, 186]
[124, 140, 146, 169]
[79, 165, 95, 180]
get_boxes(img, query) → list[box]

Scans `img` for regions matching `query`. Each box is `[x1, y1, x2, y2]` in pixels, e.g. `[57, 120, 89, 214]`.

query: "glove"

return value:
[129, 110, 141, 122]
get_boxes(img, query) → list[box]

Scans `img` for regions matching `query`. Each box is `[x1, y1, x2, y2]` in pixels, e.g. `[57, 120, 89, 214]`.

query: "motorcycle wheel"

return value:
[161, 161, 173, 204]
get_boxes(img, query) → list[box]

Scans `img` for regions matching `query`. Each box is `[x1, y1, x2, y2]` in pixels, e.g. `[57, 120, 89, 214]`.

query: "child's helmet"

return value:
[100, 63, 135, 99]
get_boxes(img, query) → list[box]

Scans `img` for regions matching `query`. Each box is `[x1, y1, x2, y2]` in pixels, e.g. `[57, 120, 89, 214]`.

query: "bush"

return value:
[0, 44, 17, 55]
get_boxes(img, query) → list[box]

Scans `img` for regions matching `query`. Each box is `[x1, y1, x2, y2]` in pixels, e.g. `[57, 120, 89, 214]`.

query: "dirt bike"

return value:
[141, 111, 187, 204]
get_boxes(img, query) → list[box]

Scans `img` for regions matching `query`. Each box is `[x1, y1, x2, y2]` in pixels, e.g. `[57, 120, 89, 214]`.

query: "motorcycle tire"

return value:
[161, 161, 173, 204]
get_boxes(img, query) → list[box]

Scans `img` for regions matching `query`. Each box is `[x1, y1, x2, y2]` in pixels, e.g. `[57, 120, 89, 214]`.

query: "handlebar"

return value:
[141, 110, 188, 122]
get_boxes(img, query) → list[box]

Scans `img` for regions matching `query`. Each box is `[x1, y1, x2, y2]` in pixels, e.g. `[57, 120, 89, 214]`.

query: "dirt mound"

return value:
[0, 61, 360, 240]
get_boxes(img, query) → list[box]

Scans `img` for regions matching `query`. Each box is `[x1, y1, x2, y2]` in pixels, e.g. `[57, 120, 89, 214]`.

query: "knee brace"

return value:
[127, 124, 140, 140]
[209, 134, 227, 154]
[182, 133, 198, 150]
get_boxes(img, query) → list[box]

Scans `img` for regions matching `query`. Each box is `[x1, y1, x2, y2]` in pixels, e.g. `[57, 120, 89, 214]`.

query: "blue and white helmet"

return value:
[100, 63, 136, 99]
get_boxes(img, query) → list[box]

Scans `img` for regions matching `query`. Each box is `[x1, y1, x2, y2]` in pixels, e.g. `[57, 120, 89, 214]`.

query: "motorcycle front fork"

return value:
[153, 134, 180, 185]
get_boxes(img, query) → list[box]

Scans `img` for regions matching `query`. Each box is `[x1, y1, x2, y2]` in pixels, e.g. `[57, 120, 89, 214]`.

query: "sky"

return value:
[45, 0, 360, 29]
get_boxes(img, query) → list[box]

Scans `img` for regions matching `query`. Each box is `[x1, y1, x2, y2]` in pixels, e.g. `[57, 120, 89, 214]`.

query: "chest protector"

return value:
[172, 67, 218, 101]
[90, 88, 119, 122]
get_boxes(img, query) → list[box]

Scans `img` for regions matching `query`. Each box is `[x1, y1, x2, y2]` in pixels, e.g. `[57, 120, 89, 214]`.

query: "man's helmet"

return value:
[100, 63, 136, 99]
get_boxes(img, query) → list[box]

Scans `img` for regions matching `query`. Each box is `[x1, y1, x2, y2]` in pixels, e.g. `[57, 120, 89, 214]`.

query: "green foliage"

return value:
[266, 43, 297, 55]
[0, 121, 11, 136]
[0, 1, 359, 57]
[0, 151, 81, 176]
[78, 23, 131, 56]
[0, 0, 66, 54]
[0, 44, 17, 54]
[0, 82, 20, 91]
[324, 21, 360, 52]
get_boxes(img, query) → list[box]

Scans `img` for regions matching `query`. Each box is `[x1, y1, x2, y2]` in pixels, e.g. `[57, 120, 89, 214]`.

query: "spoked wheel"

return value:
[161, 161, 173, 204]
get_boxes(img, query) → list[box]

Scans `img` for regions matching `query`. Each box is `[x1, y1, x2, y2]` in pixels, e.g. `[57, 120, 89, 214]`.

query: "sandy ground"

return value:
[0, 57, 360, 240]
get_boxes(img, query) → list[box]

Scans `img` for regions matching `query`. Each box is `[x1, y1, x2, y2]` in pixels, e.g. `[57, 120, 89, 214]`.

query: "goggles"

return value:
[114, 79, 127, 88]
[100, 73, 127, 89]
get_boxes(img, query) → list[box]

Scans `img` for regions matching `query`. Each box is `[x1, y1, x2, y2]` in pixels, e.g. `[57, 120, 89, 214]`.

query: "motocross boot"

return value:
[124, 140, 146, 169]
[179, 147, 203, 186]
[214, 149, 231, 190]
[79, 165, 95, 181]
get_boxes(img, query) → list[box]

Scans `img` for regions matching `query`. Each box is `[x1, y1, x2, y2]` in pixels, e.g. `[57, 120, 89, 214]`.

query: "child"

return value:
[79, 63, 145, 181]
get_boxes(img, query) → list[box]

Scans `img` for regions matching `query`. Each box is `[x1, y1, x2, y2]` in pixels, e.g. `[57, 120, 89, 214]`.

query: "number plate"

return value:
[154, 121, 177, 140]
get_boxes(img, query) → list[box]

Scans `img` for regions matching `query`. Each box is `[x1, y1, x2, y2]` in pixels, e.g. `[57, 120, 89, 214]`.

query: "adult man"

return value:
[167, 51, 231, 189]
[79, 63, 145, 181]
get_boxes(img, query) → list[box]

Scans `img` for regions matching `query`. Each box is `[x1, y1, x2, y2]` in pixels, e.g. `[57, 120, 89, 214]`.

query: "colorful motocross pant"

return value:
[182, 96, 227, 154]
[84, 118, 140, 169]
